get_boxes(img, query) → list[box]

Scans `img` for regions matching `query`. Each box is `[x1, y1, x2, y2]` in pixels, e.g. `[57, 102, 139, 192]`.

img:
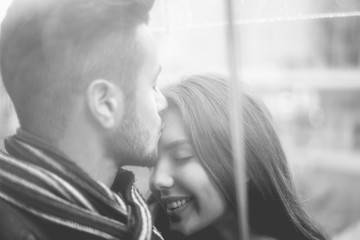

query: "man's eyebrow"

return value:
[163, 139, 190, 151]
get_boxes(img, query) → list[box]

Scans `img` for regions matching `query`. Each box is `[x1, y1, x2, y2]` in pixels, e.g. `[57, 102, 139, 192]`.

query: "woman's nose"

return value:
[149, 163, 174, 192]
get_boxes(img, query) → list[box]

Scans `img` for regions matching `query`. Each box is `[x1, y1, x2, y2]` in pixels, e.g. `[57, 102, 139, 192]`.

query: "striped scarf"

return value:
[0, 130, 163, 240]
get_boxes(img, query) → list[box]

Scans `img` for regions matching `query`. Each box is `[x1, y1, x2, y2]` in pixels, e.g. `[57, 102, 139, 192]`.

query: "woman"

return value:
[148, 74, 327, 240]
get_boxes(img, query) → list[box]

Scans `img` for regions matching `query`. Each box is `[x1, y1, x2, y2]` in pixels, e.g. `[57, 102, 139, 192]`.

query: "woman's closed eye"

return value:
[175, 155, 193, 161]
[173, 150, 194, 161]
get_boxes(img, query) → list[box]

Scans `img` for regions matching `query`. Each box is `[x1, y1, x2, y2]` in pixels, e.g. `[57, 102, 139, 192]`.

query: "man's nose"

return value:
[156, 89, 168, 115]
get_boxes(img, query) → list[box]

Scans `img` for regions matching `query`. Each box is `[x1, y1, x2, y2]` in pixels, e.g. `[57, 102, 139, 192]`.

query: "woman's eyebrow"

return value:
[163, 140, 190, 151]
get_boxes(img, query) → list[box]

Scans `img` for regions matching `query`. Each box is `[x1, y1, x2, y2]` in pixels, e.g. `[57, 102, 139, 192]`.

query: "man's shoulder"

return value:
[0, 199, 103, 240]
[0, 147, 16, 162]
[0, 198, 48, 240]
[0, 146, 46, 240]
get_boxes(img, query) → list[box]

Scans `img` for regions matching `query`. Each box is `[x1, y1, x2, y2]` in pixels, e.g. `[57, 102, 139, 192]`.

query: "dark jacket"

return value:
[0, 198, 104, 240]
[0, 198, 48, 240]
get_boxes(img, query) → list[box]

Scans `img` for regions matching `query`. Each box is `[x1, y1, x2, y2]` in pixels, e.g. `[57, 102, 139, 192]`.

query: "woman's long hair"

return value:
[162, 74, 327, 240]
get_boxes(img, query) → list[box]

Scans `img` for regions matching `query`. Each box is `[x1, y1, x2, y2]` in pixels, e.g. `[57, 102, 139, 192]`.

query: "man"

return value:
[0, 0, 167, 239]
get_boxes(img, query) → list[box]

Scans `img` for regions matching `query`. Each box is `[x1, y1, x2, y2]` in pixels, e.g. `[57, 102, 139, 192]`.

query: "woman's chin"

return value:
[170, 222, 194, 237]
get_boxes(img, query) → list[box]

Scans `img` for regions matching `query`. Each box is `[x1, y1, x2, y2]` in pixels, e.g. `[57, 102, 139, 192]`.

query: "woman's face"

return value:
[149, 107, 228, 236]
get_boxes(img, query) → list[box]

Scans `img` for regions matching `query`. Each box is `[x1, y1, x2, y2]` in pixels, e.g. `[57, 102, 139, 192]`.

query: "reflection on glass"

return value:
[149, 2, 360, 239]
[235, 0, 360, 22]
[1, 1, 360, 239]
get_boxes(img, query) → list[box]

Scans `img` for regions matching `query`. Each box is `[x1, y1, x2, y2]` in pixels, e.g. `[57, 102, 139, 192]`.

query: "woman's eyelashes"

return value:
[175, 155, 193, 161]
[173, 150, 195, 161]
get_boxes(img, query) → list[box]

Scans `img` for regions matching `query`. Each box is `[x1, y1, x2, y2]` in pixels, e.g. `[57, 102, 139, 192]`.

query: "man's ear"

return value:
[86, 79, 123, 128]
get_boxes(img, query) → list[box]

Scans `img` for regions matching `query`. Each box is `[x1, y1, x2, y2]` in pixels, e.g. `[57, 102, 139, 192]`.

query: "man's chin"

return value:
[128, 159, 155, 168]
[124, 151, 158, 168]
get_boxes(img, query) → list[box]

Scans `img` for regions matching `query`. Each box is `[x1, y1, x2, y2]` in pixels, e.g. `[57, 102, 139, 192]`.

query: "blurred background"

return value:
[1, 0, 360, 239]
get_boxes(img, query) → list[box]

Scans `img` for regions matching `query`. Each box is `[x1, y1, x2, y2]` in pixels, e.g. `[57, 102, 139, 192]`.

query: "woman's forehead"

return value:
[160, 107, 188, 146]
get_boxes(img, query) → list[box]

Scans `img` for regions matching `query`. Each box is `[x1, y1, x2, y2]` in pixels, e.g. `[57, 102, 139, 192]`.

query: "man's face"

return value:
[111, 25, 167, 167]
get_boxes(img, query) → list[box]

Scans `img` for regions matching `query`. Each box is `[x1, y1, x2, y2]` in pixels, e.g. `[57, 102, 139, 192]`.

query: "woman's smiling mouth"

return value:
[162, 197, 192, 215]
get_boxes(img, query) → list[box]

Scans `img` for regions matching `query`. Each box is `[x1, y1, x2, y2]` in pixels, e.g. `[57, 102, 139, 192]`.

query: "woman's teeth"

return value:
[167, 199, 189, 210]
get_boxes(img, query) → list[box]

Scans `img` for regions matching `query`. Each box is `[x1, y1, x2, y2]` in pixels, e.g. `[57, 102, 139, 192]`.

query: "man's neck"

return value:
[59, 140, 117, 187]
[17, 128, 118, 188]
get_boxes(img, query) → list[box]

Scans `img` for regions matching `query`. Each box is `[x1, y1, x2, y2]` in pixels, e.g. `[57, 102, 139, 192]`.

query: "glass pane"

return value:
[149, 0, 228, 87]
[232, 2, 360, 239]
[235, 0, 360, 22]
[1, 1, 360, 239]
[150, 0, 225, 30]
[150, 1, 360, 239]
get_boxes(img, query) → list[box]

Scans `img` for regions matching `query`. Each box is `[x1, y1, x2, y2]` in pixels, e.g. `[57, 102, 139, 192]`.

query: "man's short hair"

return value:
[0, 0, 154, 136]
